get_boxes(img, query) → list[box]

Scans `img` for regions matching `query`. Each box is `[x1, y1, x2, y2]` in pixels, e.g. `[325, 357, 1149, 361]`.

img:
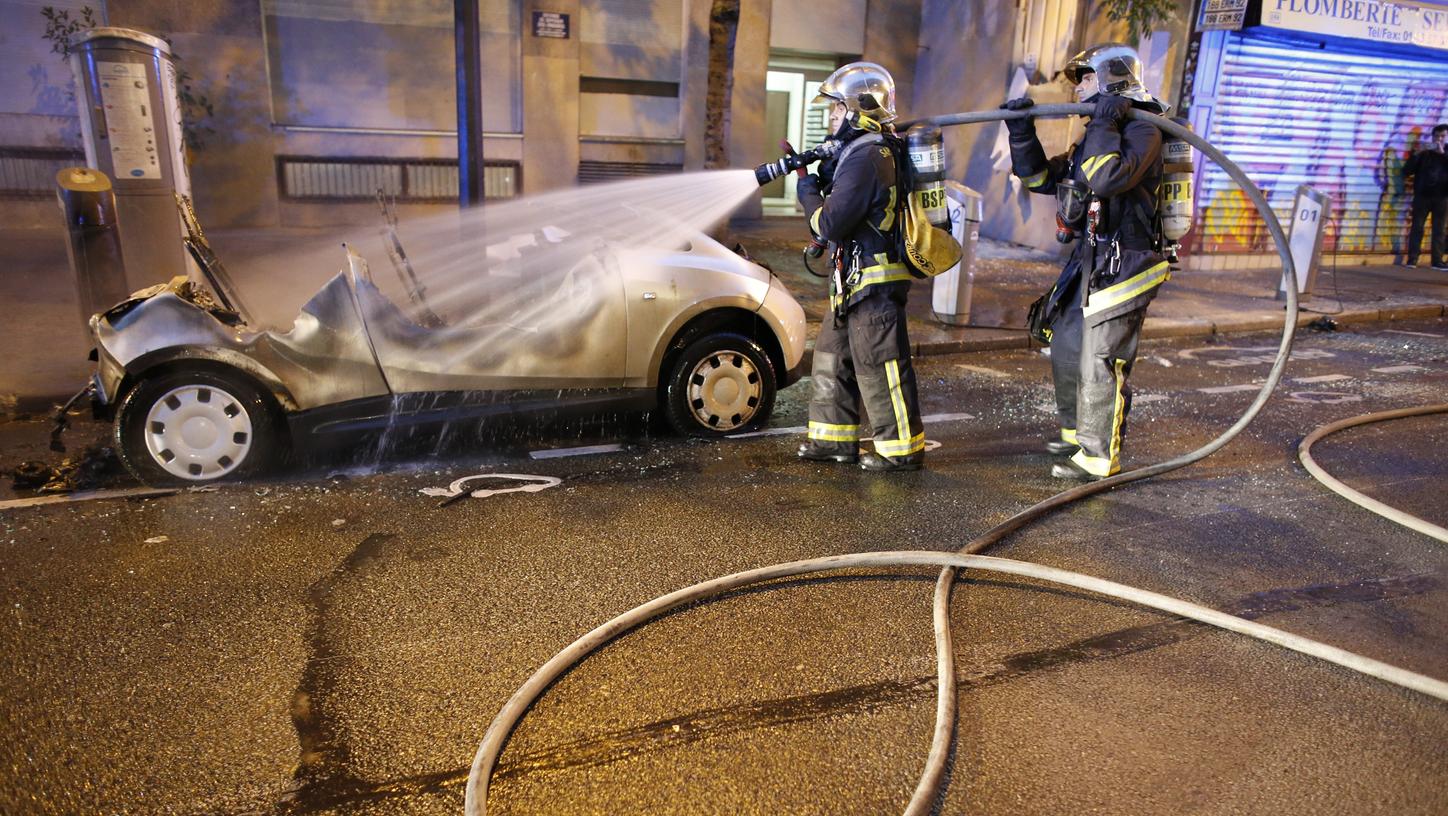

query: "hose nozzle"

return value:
[753, 140, 840, 186]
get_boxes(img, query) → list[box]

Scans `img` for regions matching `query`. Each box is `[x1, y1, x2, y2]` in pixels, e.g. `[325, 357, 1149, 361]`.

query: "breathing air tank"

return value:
[1159, 117, 1195, 245]
[906, 124, 949, 229]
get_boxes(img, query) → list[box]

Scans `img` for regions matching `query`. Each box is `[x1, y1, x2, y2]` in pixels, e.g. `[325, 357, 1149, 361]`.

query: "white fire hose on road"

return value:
[463, 105, 1448, 816]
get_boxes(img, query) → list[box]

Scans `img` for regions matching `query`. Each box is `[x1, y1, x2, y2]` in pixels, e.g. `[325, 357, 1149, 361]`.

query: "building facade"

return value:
[3, 0, 1444, 266]
[0, 0, 919, 229]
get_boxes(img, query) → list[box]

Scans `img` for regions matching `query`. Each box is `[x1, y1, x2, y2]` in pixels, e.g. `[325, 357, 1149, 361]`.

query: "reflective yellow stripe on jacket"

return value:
[1082, 152, 1120, 181]
[1082, 261, 1171, 318]
[1023, 170, 1049, 189]
[830, 255, 914, 310]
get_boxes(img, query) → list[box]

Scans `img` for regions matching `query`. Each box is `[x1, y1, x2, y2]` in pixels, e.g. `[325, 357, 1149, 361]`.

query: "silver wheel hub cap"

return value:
[143, 385, 253, 480]
[686, 350, 762, 431]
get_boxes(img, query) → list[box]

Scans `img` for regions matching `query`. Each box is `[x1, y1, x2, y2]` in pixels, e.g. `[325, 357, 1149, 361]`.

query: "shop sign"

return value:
[1262, 0, 1448, 51]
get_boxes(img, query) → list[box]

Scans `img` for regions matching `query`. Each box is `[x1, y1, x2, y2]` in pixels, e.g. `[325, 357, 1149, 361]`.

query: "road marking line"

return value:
[923, 412, 974, 423]
[1293, 374, 1351, 384]
[727, 425, 805, 439]
[1384, 330, 1444, 339]
[1287, 391, 1363, 405]
[1134, 394, 1168, 404]
[1198, 384, 1261, 394]
[954, 364, 1009, 378]
[529, 443, 626, 460]
[728, 413, 972, 440]
[1372, 365, 1427, 374]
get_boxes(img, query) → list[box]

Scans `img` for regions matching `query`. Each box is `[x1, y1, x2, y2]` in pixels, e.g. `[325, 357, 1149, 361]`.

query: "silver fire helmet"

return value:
[1063, 43, 1169, 112]
[814, 61, 897, 128]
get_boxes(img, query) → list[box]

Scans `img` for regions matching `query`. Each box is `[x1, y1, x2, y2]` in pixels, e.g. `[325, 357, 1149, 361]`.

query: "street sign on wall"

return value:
[1201, 0, 1249, 31]
[532, 11, 569, 39]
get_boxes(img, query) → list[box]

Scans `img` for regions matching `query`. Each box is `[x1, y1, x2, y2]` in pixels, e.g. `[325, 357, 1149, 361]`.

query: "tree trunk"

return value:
[704, 0, 741, 169]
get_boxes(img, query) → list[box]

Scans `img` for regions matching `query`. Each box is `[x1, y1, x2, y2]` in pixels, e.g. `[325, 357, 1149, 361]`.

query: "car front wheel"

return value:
[663, 332, 776, 437]
[116, 368, 280, 486]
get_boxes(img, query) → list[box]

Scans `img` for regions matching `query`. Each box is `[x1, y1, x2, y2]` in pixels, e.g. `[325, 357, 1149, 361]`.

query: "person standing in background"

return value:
[1403, 124, 1448, 269]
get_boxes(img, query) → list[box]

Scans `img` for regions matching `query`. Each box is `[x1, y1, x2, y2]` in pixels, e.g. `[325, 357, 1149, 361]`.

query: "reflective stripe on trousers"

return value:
[874, 359, 925, 457]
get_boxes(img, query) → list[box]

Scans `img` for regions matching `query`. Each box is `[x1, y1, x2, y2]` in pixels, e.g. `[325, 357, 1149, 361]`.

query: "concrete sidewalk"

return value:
[2, 221, 1445, 413]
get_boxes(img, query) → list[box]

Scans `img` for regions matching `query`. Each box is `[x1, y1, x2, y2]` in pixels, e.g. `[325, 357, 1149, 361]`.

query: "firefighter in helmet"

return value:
[1003, 43, 1170, 480]
[795, 62, 926, 472]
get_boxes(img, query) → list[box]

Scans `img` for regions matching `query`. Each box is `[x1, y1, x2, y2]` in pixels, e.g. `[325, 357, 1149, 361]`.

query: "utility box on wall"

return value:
[70, 27, 192, 291]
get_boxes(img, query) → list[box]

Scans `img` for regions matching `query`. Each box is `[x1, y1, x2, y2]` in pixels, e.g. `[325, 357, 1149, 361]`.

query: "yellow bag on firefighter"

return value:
[900, 190, 962, 279]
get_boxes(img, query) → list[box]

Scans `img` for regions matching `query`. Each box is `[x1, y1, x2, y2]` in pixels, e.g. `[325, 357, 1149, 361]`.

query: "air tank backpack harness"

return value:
[804, 127, 963, 323]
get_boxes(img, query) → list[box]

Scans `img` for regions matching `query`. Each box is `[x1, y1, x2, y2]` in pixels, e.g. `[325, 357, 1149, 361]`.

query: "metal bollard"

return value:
[931, 181, 983, 325]
[1278, 185, 1331, 301]
[56, 167, 131, 329]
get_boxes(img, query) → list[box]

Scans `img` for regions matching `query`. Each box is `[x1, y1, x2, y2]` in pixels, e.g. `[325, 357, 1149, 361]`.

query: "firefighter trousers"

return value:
[806, 292, 925, 460]
[1049, 272, 1147, 477]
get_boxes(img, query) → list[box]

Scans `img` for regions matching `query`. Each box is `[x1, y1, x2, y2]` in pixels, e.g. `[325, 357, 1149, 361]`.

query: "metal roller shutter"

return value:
[1195, 34, 1448, 256]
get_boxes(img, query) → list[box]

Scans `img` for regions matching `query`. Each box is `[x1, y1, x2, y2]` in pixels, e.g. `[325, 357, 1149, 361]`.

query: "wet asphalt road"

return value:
[2, 319, 1446, 815]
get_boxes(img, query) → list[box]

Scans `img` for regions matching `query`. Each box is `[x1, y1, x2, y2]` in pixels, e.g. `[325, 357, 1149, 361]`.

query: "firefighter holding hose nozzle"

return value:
[1006, 43, 1171, 481]
[793, 62, 926, 472]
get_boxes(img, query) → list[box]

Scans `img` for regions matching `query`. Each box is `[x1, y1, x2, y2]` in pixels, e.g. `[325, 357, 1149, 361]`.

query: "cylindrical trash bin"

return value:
[56, 167, 131, 330]
[931, 181, 982, 325]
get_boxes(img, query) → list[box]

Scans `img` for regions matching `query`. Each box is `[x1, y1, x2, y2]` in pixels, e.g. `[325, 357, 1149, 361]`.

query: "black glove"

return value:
[1001, 97, 1036, 138]
[796, 173, 821, 199]
[1091, 94, 1132, 127]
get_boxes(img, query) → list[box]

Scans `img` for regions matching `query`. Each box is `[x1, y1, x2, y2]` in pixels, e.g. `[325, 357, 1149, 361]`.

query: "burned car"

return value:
[86, 206, 807, 485]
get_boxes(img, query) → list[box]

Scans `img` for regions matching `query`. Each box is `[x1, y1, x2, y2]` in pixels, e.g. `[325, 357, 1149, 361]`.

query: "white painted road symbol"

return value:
[422, 474, 563, 500]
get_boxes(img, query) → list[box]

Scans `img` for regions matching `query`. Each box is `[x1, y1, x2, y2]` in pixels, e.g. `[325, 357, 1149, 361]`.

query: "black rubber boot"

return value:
[1044, 438, 1079, 456]
[1050, 458, 1101, 481]
[798, 443, 858, 464]
[859, 451, 923, 472]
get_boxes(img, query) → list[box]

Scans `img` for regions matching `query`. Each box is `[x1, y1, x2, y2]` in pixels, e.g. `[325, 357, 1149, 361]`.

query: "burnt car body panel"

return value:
[91, 272, 389, 413]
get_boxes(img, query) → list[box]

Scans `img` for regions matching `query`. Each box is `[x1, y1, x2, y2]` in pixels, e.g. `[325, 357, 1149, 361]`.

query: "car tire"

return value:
[115, 368, 281, 486]
[663, 332, 776, 437]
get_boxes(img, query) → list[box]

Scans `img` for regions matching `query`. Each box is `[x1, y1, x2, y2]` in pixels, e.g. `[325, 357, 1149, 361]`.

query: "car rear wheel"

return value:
[663, 332, 776, 437]
[116, 368, 280, 486]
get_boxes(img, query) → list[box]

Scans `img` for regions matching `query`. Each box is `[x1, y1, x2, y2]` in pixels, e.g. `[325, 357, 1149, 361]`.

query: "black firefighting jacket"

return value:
[798, 129, 908, 313]
[1404, 146, 1448, 199]
[1010, 104, 1168, 327]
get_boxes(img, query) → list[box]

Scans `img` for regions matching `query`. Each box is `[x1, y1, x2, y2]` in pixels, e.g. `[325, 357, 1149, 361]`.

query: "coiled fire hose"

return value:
[463, 105, 1448, 815]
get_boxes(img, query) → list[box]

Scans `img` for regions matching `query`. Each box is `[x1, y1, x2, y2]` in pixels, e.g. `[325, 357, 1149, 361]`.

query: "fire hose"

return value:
[1298, 403, 1448, 544]
[463, 104, 1447, 815]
